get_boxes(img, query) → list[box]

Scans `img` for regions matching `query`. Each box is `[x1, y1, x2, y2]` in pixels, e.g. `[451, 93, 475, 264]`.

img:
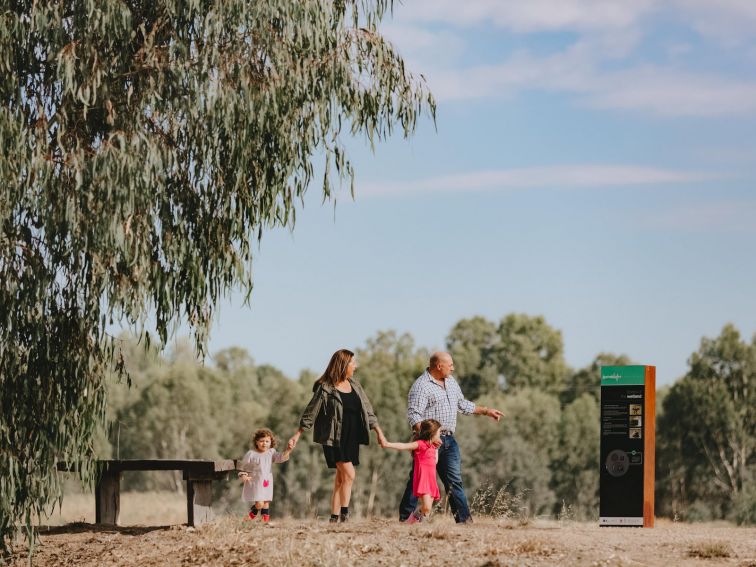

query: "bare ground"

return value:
[8, 517, 756, 567]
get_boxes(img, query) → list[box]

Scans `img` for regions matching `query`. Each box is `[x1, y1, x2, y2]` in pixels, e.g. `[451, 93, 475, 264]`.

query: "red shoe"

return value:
[262, 514, 270, 523]
[404, 513, 418, 524]
[248, 510, 258, 521]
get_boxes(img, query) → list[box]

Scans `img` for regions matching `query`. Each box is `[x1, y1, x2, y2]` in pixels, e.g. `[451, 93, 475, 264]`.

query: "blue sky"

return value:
[204, 1, 756, 386]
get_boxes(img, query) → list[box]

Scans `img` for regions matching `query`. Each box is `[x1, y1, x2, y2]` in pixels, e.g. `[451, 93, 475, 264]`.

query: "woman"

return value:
[289, 349, 386, 523]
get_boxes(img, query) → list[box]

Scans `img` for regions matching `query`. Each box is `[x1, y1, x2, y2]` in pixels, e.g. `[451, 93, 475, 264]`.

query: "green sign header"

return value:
[601, 365, 647, 386]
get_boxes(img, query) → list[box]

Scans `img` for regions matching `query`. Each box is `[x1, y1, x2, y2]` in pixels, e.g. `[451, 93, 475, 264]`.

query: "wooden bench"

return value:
[58, 459, 239, 526]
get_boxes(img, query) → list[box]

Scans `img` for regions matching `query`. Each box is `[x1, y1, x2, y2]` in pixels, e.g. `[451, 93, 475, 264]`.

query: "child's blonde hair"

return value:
[416, 419, 441, 442]
[252, 428, 277, 449]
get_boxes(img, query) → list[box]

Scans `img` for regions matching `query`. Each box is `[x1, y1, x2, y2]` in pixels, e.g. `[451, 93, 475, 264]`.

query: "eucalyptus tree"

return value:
[446, 316, 500, 400]
[561, 352, 632, 406]
[0, 0, 433, 551]
[493, 314, 569, 395]
[552, 393, 600, 519]
[658, 324, 755, 522]
[468, 387, 561, 516]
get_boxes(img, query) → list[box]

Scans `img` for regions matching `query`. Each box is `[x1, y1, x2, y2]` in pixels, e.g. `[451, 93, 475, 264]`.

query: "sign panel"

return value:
[599, 365, 655, 527]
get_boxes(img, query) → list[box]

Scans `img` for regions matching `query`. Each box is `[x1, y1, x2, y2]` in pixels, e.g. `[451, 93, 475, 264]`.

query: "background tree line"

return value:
[90, 314, 755, 524]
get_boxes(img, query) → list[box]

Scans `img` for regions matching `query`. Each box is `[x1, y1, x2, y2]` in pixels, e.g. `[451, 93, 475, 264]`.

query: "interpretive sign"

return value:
[599, 365, 655, 527]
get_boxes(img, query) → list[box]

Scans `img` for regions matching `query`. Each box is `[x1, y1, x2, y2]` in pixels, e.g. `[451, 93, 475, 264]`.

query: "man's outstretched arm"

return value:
[472, 404, 504, 421]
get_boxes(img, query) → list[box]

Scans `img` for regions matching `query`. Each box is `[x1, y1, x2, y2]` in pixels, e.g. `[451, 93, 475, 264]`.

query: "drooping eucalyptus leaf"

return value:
[0, 0, 434, 553]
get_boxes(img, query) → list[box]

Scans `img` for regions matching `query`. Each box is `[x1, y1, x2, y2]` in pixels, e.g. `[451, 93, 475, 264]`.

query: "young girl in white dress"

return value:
[238, 428, 292, 522]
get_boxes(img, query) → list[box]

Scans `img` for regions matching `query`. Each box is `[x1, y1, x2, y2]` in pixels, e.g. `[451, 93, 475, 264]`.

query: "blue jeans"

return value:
[398, 434, 470, 522]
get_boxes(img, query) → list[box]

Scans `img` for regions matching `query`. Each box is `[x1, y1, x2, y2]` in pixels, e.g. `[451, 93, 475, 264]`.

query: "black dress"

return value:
[323, 389, 362, 469]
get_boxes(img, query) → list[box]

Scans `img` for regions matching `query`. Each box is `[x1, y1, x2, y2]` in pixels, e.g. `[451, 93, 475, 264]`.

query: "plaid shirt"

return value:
[407, 370, 476, 433]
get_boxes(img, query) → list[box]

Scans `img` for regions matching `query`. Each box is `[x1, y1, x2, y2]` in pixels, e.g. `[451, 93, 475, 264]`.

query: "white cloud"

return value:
[360, 165, 708, 196]
[423, 46, 591, 101]
[421, 47, 756, 116]
[395, 0, 656, 33]
[644, 200, 756, 232]
[670, 0, 756, 46]
[586, 68, 756, 116]
[385, 0, 756, 117]
[380, 22, 466, 66]
[394, 0, 756, 40]
[665, 42, 693, 60]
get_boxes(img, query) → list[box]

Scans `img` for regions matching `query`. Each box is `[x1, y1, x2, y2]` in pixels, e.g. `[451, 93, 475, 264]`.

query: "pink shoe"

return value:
[406, 510, 426, 524]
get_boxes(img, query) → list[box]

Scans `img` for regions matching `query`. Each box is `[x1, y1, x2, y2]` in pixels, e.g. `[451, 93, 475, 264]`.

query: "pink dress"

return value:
[412, 440, 440, 500]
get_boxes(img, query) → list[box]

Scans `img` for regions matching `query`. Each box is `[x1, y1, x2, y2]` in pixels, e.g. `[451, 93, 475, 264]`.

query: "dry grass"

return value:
[39, 491, 187, 526]
[8, 502, 756, 567]
[469, 482, 532, 525]
[480, 537, 557, 558]
[687, 540, 732, 558]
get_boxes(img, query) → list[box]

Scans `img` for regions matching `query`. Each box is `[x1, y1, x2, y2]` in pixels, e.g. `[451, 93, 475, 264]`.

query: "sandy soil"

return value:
[9, 517, 756, 567]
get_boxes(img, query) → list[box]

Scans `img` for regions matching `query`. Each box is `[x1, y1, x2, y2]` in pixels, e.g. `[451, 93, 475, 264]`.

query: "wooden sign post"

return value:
[599, 365, 655, 527]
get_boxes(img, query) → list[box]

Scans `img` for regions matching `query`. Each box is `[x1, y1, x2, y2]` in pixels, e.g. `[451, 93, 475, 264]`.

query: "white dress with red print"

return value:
[239, 448, 288, 502]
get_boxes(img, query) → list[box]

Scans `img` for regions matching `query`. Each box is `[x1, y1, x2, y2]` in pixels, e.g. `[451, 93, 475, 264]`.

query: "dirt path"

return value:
[9, 518, 756, 566]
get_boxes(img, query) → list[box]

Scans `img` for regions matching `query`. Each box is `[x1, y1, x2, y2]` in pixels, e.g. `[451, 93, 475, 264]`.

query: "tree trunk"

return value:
[366, 465, 379, 517]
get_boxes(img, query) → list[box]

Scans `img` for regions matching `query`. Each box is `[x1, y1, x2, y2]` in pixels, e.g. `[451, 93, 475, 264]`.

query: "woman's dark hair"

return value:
[316, 349, 354, 387]
[416, 419, 441, 442]
[252, 428, 277, 450]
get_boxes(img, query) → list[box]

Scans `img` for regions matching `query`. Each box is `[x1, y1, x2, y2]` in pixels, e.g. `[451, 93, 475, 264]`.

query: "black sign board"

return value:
[599, 365, 655, 527]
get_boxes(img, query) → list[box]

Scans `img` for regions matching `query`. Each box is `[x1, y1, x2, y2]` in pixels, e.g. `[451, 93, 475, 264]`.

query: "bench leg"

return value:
[95, 470, 121, 525]
[186, 480, 214, 526]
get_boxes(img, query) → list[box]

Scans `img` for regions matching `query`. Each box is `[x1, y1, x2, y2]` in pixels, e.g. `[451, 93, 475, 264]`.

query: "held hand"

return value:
[287, 438, 296, 451]
[381, 439, 398, 449]
[373, 427, 388, 448]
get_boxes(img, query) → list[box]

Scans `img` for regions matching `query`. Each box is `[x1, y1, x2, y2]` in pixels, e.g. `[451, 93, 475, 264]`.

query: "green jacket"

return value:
[298, 378, 379, 447]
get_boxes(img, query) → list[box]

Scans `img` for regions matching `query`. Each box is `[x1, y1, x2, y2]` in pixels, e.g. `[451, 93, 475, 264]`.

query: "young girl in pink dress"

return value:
[238, 428, 292, 522]
[383, 419, 441, 523]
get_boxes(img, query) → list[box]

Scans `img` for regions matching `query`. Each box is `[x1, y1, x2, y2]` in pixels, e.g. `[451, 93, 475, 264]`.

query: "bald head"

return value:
[428, 351, 454, 380]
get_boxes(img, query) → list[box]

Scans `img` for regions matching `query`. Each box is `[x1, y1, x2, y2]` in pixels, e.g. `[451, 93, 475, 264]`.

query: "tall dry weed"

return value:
[557, 499, 575, 525]
[687, 541, 732, 559]
[470, 482, 531, 525]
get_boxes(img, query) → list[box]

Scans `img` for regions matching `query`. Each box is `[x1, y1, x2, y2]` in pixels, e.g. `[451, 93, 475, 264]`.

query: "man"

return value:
[398, 351, 504, 523]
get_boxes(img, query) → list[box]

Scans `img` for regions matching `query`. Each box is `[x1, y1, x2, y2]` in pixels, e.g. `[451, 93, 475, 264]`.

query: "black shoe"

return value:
[329, 514, 339, 523]
[339, 512, 349, 523]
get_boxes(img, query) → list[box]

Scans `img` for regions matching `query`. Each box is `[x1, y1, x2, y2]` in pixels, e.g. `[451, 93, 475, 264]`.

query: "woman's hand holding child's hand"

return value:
[287, 431, 301, 450]
[377, 431, 388, 448]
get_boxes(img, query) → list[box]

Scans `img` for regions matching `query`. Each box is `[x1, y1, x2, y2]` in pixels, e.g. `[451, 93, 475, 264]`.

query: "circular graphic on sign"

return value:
[605, 449, 630, 477]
